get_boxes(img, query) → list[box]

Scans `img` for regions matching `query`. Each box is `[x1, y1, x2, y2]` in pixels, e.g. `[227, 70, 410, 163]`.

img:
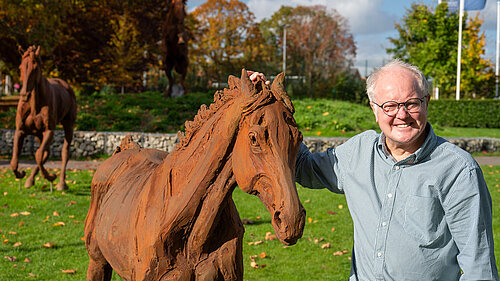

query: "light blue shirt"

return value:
[296, 124, 498, 281]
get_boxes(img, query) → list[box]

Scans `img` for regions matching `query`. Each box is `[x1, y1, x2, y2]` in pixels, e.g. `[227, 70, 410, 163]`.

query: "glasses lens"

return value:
[405, 99, 422, 112]
[382, 102, 398, 114]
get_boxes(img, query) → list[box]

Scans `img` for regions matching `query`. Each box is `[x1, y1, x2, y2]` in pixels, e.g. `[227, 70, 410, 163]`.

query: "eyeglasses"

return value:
[372, 97, 426, 117]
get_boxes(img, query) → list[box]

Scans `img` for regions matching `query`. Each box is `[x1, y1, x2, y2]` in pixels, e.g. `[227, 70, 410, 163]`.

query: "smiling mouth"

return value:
[394, 124, 411, 128]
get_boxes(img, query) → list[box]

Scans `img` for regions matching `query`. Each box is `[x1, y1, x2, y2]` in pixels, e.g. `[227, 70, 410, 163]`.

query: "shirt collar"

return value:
[377, 123, 436, 165]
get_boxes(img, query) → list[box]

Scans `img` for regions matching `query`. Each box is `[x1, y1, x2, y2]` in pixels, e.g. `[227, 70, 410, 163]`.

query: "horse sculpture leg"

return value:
[24, 135, 49, 188]
[36, 130, 57, 184]
[57, 124, 73, 191]
[164, 63, 174, 98]
[87, 252, 113, 281]
[10, 130, 27, 183]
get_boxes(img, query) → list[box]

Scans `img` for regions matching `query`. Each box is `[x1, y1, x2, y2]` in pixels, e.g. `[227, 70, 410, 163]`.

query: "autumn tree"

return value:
[261, 5, 357, 97]
[388, 2, 493, 98]
[191, 0, 257, 84]
[0, 0, 168, 91]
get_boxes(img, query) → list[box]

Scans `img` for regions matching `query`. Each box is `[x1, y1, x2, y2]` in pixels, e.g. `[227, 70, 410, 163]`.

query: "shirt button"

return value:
[377, 252, 383, 257]
[382, 221, 387, 227]
[387, 193, 393, 198]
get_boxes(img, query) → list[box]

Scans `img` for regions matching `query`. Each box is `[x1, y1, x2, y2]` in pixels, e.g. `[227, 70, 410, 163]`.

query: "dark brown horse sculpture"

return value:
[85, 70, 305, 280]
[162, 0, 189, 97]
[10, 46, 77, 191]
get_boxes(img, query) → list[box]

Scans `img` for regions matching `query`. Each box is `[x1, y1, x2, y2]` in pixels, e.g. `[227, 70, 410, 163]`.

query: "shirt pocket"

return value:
[403, 194, 446, 247]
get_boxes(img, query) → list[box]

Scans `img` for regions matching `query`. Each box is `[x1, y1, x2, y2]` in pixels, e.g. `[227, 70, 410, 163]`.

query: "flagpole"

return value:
[496, 0, 500, 98]
[456, 0, 464, 101]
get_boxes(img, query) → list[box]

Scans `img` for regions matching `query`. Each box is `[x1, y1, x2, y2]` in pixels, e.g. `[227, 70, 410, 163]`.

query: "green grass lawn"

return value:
[0, 165, 499, 280]
[1, 92, 499, 138]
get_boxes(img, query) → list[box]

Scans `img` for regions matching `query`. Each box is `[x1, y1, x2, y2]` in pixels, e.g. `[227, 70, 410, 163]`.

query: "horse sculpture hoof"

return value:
[57, 182, 68, 191]
[24, 178, 35, 188]
[14, 170, 26, 179]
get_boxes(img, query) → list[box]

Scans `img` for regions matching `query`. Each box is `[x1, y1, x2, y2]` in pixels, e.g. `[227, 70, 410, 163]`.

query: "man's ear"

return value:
[370, 102, 379, 123]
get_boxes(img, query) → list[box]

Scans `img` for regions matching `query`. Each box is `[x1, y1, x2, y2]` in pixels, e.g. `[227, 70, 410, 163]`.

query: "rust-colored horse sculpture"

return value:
[10, 46, 77, 191]
[162, 0, 189, 97]
[85, 70, 305, 280]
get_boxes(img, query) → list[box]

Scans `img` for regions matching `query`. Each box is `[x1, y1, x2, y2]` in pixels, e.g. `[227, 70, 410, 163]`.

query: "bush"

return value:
[428, 99, 500, 128]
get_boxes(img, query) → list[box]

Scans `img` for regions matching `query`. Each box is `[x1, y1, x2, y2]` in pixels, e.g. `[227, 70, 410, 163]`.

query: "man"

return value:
[293, 60, 498, 280]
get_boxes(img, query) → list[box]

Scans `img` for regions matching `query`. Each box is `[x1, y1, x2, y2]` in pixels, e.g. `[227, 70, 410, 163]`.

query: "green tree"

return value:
[387, 2, 493, 98]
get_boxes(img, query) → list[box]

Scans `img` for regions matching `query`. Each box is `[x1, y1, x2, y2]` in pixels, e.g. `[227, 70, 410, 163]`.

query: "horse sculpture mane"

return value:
[85, 70, 305, 281]
[176, 74, 294, 150]
[10, 45, 76, 191]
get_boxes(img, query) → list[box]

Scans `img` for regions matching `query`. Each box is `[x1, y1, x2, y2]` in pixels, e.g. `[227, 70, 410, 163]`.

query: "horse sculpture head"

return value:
[232, 70, 305, 245]
[18, 45, 42, 102]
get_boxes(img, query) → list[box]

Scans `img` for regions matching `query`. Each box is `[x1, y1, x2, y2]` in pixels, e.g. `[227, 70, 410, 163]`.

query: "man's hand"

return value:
[247, 70, 270, 85]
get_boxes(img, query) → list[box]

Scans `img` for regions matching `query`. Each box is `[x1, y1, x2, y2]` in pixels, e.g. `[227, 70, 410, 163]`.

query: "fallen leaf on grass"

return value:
[80, 237, 85, 241]
[24, 258, 31, 263]
[20, 211, 31, 216]
[327, 210, 337, 215]
[29, 193, 36, 197]
[4, 256, 16, 261]
[28, 273, 35, 277]
[61, 269, 77, 274]
[13, 242, 22, 247]
[321, 243, 331, 249]
[333, 251, 344, 256]
[338, 205, 343, 209]
[8, 231, 17, 235]
[3, 239, 9, 244]
[18, 222, 24, 226]
[53, 222, 66, 227]
[10, 213, 19, 217]
[250, 261, 258, 268]
[43, 242, 55, 248]
[242, 219, 254, 225]
[42, 216, 49, 223]
[308, 217, 312, 223]
[265, 232, 277, 241]
[331, 227, 336, 232]
[52, 211, 60, 217]
[66, 201, 77, 207]
[248, 240, 263, 246]
[3, 192, 7, 196]
[259, 252, 267, 259]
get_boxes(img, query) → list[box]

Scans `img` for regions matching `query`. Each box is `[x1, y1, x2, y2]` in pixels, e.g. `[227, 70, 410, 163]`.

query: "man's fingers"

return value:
[249, 72, 259, 81]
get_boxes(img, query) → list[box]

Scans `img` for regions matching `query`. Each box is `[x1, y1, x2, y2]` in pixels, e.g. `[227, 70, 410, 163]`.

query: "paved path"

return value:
[1, 157, 500, 171]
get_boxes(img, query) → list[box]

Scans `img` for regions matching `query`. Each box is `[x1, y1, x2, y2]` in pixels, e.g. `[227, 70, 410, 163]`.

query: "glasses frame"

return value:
[372, 97, 427, 117]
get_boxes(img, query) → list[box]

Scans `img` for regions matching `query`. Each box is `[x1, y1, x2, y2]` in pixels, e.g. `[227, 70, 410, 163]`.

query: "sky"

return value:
[187, 0, 498, 76]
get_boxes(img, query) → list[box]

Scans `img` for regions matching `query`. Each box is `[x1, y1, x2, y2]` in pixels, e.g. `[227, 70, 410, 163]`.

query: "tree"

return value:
[261, 5, 357, 97]
[191, 0, 257, 84]
[387, 2, 493, 98]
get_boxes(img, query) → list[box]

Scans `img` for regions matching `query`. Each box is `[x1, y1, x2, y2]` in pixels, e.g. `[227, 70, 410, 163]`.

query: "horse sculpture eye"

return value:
[249, 132, 259, 147]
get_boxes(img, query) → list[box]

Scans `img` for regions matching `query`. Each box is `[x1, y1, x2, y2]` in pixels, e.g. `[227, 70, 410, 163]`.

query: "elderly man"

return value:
[293, 60, 498, 280]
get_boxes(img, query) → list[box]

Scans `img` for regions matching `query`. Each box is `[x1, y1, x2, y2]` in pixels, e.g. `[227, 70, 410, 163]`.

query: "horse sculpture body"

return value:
[162, 0, 189, 97]
[85, 70, 305, 280]
[10, 46, 77, 191]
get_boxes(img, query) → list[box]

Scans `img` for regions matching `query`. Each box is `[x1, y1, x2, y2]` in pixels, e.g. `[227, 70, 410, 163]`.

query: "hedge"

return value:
[428, 99, 500, 128]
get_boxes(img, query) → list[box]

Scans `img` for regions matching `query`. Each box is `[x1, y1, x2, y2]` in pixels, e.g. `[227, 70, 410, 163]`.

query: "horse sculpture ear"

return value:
[18, 46, 25, 55]
[228, 75, 240, 90]
[271, 72, 295, 114]
[240, 69, 257, 97]
[35, 45, 41, 56]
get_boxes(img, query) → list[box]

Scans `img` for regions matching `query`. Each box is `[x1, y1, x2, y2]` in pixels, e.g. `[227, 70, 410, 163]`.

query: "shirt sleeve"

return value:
[295, 142, 343, 194]
[443, 166, 499, 281]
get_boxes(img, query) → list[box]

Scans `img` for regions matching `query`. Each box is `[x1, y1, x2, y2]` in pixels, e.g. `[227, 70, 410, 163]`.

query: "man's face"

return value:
[370, 67, 429, 153]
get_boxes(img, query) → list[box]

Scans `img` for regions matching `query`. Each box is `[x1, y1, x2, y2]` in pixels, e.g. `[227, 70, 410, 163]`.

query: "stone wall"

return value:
[0, 129, 498, 158]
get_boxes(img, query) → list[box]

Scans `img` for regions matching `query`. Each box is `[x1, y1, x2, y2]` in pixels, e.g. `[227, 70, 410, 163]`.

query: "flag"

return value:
[446, 0, 487, 12]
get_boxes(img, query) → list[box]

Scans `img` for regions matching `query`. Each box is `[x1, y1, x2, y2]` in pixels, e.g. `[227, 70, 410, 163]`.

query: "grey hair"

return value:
[366, 59, 430, 102]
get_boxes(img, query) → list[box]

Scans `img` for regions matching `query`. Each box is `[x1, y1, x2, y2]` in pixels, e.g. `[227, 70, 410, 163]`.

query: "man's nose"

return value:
[395, 104, 409, 118]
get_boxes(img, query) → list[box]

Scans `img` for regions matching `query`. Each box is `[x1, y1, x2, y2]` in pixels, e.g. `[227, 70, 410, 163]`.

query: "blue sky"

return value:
[187, 0, 497, 75]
